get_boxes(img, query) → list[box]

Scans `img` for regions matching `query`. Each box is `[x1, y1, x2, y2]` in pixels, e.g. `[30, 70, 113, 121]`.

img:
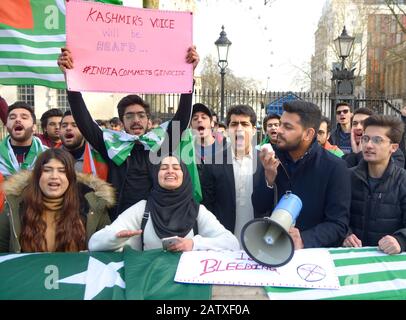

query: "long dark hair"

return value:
[20, 149, 86, 252]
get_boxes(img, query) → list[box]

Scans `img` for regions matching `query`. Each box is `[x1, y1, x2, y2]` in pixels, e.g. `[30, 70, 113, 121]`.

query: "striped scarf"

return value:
[0, 136, 47, 176]
[102, 124, 168, 167]
[266, 247, 406, 300]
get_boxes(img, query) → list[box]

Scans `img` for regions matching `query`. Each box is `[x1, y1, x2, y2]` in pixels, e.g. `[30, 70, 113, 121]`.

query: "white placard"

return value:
[174, 249, 340, 289]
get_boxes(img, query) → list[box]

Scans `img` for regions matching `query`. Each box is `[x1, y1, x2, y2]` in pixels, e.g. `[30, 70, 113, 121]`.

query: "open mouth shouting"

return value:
[47, 181, 61, 191]
[197, 126, 206, 137]
[130, 125, 144, 135]
[64, 133, 75, 142]
[12, 124, 25, 134]
[354, 131, 363, 143]
[235, 133, 245, 149]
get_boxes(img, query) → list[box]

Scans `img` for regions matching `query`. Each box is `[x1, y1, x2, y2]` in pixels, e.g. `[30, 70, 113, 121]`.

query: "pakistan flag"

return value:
[0, 248, 211, 300]
[0, 252, 125, 300]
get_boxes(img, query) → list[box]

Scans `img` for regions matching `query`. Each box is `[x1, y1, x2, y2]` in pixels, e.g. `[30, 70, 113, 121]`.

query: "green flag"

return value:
[265, 247, 406, 300]
[177, 129, 202, 203]
[0, 136, 47, 176]
[124, 247, 211, 300]
[0, 252, 125, 300]
[0, 0, 66, 88]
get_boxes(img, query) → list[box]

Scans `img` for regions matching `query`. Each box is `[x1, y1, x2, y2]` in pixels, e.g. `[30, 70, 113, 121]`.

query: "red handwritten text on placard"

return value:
[87, 7, 143, 26]
[81, 65, 186, 77]
[150, 18, 174, 29]
[200, 258, 278, 277]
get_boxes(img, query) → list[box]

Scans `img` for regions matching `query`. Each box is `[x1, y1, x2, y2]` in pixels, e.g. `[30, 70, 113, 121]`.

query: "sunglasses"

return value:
[336, 109, 350, 115]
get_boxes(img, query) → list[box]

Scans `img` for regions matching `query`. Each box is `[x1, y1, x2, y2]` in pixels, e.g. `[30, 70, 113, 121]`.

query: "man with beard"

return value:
[38, 108, 63, 148]
[252, 100, 351, 249]
[59, 110, 86, 171]
[343, 108, 404, 168]
[59, 111, 108, 180]
[200, 105, 265, 243]
[58, 46, 199, 221]
[262, 113, 280, 147]
[329, 102, 353, 154]
[0, 97, 62, 148]
[0, 102, 47, 177]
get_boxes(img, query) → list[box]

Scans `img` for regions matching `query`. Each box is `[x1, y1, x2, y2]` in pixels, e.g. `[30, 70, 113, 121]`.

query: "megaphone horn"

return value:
[241, 192, 302, 268]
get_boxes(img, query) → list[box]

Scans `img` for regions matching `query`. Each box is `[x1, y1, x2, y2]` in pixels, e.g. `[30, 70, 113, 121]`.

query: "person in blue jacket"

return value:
[252, 100, 351, 249]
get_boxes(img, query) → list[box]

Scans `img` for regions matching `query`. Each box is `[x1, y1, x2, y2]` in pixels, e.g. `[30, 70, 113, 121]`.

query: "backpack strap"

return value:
[140, 202, 150, 251]
[193, 219, 199, 236]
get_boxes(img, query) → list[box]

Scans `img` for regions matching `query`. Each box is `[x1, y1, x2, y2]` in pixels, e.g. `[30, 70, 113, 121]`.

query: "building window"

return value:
[396, 33, 402, 44]
[17, 85, 35, 107]
[57, 89, 70, 113]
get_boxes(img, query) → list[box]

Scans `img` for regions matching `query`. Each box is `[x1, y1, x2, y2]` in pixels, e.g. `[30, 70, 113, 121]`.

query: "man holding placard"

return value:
[58, 46, 199, 221]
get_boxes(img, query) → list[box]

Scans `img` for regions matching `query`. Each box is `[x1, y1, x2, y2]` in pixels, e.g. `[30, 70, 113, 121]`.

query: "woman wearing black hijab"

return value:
[89, 155, 239, 252]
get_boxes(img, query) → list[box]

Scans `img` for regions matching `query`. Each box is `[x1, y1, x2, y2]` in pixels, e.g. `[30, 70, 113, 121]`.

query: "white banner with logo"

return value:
[174, 249, 339, 289]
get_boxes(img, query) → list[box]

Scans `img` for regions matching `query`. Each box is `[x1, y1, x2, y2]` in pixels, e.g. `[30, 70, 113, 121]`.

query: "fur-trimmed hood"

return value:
[2, 170, 116, 208]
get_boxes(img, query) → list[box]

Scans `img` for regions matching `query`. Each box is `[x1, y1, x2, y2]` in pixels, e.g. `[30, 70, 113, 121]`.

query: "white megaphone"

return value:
[241, 192, 302, 268]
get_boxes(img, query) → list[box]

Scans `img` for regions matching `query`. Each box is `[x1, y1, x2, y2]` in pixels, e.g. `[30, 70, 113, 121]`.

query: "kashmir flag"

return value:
[124, 247, 211, 300]
[265, 247, 406, 300]
[0, 252, 126, 300]
[0, 0, 66, 88]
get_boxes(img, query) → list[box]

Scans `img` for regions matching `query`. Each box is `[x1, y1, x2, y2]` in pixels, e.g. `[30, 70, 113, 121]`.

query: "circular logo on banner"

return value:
[297, 264, 326, 282]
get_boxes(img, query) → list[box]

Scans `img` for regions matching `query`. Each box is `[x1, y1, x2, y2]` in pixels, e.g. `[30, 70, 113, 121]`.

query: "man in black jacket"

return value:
[252, 100, 351, 249]
[343, 115, 406, 254]
[58, 47, 199, 221]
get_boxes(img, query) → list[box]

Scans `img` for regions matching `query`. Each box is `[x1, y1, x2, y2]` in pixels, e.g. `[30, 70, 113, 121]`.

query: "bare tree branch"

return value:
[384, 0, 406, 34]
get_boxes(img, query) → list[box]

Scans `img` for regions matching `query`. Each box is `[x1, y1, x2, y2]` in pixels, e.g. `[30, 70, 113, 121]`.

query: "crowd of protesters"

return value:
[0, 45, 404, 257]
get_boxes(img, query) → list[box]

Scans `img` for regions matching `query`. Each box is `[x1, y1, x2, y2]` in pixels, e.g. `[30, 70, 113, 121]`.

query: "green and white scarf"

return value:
[103, 123, 168, 166]
[0, 136, 47, 176]
[102, 123, 202, 202]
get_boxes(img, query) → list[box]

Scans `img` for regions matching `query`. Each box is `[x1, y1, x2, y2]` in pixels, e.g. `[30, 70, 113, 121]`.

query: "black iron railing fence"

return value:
[0, 90, 401, 140]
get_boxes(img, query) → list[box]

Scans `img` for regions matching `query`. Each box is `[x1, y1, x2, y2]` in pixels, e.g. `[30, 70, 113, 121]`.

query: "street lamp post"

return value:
[215, 26, 232, 121]
[334, 26, 355, 72]
[331, 26, 355, 126]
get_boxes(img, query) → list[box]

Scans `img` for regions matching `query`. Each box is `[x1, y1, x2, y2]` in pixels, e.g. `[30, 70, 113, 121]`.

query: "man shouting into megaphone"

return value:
[252, 100, 351, 249]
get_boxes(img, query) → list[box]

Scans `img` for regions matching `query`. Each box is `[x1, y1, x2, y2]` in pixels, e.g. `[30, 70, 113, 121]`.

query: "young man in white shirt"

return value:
[201, 105, 264, 243]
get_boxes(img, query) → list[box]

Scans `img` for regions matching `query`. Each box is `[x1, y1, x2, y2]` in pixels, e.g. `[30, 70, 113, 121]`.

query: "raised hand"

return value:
[186, 45, 199, 72]
[259, 148, 280, 187]
[350, 127, 362, 154]
[57, 47, 74, 74]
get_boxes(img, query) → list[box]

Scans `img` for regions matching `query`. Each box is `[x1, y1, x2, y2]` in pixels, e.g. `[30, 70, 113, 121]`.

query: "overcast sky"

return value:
[123, 0, 327, 91]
